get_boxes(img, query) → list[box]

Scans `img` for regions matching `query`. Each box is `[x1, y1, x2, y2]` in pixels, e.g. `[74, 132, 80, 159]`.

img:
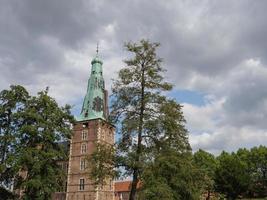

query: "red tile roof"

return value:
[114, 181, 141, 192]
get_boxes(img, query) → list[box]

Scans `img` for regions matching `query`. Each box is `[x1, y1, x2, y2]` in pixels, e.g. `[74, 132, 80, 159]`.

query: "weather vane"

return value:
[96, 42, 99, 55]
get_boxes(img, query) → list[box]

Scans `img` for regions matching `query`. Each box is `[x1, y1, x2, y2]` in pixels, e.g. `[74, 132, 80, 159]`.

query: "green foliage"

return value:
[138, 99, 198, 200]
[91, 40, 193, 200]
[88, 142, 118, 186]
[190, 146, 267, 199]
[193, 149, 217, 199]
[214, 151, 251, 199]
[246, 146, 267, 197]
[0, 186, 18, 200]
[140, 150, 201, 200]
[0, 85, 29, 192]
[89, 39, 267, 200]
[112, 40, 193, 200]
[213, 147, 267, 199]
[0, 85, 74, 199]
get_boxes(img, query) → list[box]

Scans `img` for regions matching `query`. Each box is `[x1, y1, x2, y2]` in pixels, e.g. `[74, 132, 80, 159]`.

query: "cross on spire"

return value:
[96, 42, 99, 55]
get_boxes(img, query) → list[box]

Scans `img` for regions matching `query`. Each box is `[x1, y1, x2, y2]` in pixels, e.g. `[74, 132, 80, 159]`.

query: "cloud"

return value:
[0, 0, 267, 153]
[182, 98, 225, 134]
[190, 126, 267, 155]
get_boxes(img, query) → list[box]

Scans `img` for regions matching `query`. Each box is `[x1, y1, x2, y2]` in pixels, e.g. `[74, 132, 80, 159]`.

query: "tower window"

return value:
[82, 123, 88, 128]
[110, 180, 112, 190]
[80, 158, 86, 171]
[84, 110, 88, 118]
[92, 96, 103, 112]
[82, 130, 88, 140]
[79, 178, 85, 191]
[81, 143, 87, 154]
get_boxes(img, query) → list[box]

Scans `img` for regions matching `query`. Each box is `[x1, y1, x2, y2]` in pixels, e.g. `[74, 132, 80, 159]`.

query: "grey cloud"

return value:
[6, 0, 108, 47]
[0, 0, 113, 99]
[1, 0, 267, 152]
[221, 65, 267, 129]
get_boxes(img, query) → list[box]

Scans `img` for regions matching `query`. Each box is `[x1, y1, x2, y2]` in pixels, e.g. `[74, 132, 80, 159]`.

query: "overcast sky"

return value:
[1, 0, 267, 154]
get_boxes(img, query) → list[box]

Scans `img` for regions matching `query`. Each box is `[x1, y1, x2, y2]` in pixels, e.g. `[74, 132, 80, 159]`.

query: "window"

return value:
[79, 178, 85, 191]
[81, 143, 87, 154]
[84, 110, 88, 118]
[109, 180, 112, 190]
[101, 130, 105, 141]
[82, 123, 88, 128]
[80, 158, 86, 171]
[82, 130, 88, 140]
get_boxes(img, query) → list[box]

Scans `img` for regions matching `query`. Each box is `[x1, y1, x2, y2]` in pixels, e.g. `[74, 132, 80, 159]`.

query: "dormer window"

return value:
[84, 110, 88, 118]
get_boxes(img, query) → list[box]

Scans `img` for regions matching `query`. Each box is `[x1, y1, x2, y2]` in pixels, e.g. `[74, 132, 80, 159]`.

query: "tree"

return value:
[90, 40, 192, 200]
[246, 146, 267, 197]
[138, 99, 200, 200]
[214, 151, 250, 200]
[193, 149, 217, 200]
[0, 85, 74, 199]
[88, 142, 117, 186]
[140, 148, 201, 200]
[113, 40, 193, 200]
[0, 85, 29, 198]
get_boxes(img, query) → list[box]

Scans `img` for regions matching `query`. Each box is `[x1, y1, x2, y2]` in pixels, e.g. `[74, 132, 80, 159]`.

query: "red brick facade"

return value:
[66, 119, 115, 200]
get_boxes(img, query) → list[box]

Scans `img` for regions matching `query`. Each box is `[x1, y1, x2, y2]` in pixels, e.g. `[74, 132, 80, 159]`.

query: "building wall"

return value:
[52, 192, 66, 200]
[114, 192, 130, 200]
[66, 119, 115, 200]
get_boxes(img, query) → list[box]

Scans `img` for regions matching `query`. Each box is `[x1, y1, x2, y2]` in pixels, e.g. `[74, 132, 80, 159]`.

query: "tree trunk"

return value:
[206, 190, 211, 200]
[129, 65, 145, 200]
[129, 169, 139, 200]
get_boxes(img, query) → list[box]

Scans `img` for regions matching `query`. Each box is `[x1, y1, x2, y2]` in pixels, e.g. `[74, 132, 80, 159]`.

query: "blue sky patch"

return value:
[168, 89, 206, 106]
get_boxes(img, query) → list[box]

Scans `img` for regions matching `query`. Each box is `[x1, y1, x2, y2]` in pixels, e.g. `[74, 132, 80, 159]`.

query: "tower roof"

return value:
[77, 54, 108, 122]
[91, 55, 103, 65]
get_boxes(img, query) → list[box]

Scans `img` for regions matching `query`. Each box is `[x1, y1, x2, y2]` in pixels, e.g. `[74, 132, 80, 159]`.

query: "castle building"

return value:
[66, 54, 115, 200]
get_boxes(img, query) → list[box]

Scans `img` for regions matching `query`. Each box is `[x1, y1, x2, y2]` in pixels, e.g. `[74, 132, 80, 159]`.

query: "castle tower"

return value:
[66, 53, 115, 200]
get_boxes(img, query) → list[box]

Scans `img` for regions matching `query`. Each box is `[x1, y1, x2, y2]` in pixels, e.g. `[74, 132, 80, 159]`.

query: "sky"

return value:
[1, 0, 267, 154]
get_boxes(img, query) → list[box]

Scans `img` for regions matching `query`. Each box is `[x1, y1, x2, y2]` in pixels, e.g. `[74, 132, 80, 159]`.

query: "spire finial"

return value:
[96, 42, 99, 55]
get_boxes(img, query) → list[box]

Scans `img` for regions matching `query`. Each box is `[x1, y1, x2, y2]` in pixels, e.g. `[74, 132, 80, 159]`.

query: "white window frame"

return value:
[82, 129, 88, 140]
[79, 178, 85, 191]
[81, 143, 87, 154]
[80, 158, 86, 171]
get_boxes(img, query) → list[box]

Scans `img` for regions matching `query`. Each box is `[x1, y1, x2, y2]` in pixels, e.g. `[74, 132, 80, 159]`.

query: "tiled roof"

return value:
[114, 181, 141, 192]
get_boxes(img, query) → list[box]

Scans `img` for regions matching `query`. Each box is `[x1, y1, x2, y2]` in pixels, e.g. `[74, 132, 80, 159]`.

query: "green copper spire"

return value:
[78, 52, 108, 122]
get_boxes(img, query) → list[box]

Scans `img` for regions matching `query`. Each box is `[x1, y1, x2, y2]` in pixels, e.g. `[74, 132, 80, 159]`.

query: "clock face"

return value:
[92, 96, 103, 112]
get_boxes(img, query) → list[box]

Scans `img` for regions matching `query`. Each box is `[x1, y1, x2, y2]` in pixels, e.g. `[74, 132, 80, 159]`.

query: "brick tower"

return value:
[66, 52, 115, 200]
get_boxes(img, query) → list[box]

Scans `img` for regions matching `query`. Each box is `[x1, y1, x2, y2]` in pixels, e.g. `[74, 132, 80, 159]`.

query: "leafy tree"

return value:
[214, 151, 250, 200]
[0, 85, 29, 197]
[0, 85, 74, 199]
[193, 149, 217, 200]
[140, 149, 201, 200]
[17, 88, 74, 199]
[247, 146, 267, 197]
[88, 142, 117, 186]
[112, 40, 193, 200]
[138, 99, 199, 200]
[90, 40, 192, 200]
